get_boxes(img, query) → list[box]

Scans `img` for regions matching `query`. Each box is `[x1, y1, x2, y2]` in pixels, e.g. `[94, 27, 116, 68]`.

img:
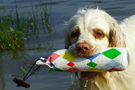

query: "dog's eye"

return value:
[71, 29, 80, 38]
[93, 28, 105, 39]
[96, 32, 104, 36]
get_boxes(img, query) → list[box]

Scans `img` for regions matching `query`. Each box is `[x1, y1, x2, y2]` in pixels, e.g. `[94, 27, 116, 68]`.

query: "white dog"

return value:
[64, 8, 135, 90]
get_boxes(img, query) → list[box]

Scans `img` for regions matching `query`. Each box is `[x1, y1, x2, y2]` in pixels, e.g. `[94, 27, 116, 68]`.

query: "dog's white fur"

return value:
[64, 8, 135, 90]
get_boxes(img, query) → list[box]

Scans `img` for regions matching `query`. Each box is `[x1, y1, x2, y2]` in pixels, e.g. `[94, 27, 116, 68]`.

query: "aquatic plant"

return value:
[21, 66, 26, 76]
[0, 26, 24, 50]
[0, 0, 54, 51]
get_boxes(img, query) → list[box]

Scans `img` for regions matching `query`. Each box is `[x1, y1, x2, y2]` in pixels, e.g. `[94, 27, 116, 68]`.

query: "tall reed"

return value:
[0, 0, 54, 51]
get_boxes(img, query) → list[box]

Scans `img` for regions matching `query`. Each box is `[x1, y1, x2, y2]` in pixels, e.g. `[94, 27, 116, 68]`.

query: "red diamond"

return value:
[107, 68, 121, 72]
[67, 62, 74, 67]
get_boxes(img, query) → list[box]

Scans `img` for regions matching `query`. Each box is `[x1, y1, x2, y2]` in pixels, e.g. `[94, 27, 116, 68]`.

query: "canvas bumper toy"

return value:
[36, 47, 129, 72]
[13, 47, 129, 88]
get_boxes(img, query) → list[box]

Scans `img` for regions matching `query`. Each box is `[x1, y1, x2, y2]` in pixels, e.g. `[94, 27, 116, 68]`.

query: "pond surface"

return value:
[0, 0, 135, 90]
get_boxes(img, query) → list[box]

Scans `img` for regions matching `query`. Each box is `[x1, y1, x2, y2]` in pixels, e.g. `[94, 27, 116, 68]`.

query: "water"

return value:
[0, 0, 135, 90]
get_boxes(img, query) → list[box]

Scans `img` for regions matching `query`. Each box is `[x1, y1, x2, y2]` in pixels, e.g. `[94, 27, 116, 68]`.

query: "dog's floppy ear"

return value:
[64, 19, 76, 49]
[64, 30, 71, 49]
[109, 22, 126, 47]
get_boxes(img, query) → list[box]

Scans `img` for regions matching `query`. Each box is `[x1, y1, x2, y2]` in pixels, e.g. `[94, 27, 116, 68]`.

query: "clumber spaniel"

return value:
[64, 8, 135, 90]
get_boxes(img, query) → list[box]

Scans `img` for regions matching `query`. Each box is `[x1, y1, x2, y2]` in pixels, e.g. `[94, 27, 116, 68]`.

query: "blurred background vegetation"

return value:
[0, 0, 54, 51]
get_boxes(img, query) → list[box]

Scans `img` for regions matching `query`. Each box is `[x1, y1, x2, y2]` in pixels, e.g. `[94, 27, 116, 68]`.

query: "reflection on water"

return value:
[0, 58, 5, 90]
[0, 0, 135, 90]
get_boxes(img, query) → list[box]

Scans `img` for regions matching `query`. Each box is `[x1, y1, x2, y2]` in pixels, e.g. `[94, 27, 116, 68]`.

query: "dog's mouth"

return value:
[78, 53, 99, 79]
[68, 44, 99, 79]
[74, 50, 99, 79]
[81, 72, 98, 79]
[79, 52, 99, 79]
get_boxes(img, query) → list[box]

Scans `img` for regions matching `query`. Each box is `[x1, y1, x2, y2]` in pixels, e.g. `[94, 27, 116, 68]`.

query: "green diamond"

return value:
[87, 61, 98, 67]
[102, 48, 121, 59]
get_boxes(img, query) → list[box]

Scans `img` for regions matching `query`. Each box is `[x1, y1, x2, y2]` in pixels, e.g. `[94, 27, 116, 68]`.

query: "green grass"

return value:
[0, 1, 54, 51]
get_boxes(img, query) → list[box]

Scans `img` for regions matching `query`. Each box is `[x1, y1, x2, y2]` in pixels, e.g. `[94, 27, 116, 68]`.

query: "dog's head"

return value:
[64, 9, 126, 57]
